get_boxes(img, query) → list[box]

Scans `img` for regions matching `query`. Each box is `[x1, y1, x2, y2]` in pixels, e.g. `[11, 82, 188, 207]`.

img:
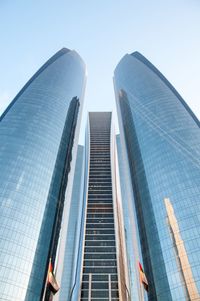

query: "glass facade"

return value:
[0, 48, 86, 301]
[57, 145, 85, 301]
[114, 52, 200, 300]
[81, 112, 120, 301]
[116, 134, 145, 301]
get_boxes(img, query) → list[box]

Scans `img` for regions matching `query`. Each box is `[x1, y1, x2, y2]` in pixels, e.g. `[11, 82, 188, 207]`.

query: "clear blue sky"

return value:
[0, 0, 199, 143]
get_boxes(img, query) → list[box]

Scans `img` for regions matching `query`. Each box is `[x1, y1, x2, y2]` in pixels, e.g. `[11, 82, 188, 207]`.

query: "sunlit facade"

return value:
[55, 145, 85, 301]
[0, 48, 86, 301]
[114, 52, 200, 300]
[116, 134, 145, 301]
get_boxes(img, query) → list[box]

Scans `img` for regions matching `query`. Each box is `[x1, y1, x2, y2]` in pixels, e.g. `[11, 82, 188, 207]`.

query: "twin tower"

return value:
[0, 48, 200, 301]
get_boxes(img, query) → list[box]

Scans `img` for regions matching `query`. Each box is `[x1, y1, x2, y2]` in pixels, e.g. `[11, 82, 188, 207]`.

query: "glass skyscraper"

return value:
[80, 112, 129, 301]
[116, 134, 144, 301]
[0, 48, 86, 301]
[55, 145, 85, 301]
[114, 52, 200, 300]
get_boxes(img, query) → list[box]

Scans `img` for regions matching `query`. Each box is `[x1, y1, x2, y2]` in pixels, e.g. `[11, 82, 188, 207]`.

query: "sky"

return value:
[0, 0, 199, 144]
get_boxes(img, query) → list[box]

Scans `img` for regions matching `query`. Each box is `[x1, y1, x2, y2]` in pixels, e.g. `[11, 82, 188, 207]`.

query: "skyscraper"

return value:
[0, 48, 86, 301]
[80, 112, 129, 301]
[55, 145, 85, 301]
[114, 52, 200, 300]
[116, 134, 144, 301]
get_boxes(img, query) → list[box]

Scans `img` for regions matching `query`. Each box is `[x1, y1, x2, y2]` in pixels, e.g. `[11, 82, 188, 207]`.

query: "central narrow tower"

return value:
[81, 112, 120, 300]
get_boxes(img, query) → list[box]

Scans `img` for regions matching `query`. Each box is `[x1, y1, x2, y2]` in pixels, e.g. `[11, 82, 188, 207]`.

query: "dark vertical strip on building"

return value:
[81, 112, 119, 301]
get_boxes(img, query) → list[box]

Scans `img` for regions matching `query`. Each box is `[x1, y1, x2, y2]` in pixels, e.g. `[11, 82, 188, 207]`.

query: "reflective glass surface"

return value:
[114, 52, 200, 300]
[59, 145, 85, 301]
[81, 113, 120, 301]
[116, 134, 144, 301]
[0, 48, 85, 300]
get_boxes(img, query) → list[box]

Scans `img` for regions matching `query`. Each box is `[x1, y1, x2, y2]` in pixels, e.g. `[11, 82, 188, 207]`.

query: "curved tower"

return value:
[0, 48, 86, 300]
[114, 52, 200, 300]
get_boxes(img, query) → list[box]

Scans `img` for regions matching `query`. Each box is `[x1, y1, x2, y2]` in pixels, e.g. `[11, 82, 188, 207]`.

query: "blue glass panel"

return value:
[114, 52, 200, 300]
[0, 48, 86, 300]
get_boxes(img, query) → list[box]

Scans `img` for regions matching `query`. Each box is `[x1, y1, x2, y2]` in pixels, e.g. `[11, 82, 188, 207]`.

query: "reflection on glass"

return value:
[0, 48, 86, 301]
[164, 198, 199, 300]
